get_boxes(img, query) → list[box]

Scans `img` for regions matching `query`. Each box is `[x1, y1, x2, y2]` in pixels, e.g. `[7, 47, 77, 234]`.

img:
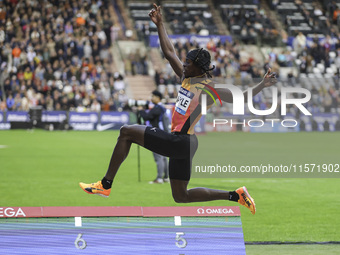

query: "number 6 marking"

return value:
[175, 232, 187, 248]
[75, 233, 87, 249]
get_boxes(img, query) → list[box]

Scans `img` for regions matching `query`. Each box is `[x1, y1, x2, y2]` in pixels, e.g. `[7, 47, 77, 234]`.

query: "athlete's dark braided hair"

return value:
[186, 48, 215, 78]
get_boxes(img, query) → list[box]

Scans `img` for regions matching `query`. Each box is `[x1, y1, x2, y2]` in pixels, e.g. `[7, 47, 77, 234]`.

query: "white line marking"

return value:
[75, 217, 82, 227]
[174, 216, 182, 226]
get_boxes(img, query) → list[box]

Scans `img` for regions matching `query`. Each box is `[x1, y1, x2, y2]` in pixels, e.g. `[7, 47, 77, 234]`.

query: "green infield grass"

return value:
[0, 130, 339, 251]
[245, 244, 340, 255]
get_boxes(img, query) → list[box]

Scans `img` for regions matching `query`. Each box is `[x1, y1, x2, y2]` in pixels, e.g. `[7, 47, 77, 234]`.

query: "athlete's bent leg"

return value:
[170, 179, 230, 203]
[79, 124, 147, 197]
[104, 124, 146, 180]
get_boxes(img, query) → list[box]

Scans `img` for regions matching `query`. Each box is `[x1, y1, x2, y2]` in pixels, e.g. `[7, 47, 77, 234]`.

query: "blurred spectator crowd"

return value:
[0, 0, 127, 112]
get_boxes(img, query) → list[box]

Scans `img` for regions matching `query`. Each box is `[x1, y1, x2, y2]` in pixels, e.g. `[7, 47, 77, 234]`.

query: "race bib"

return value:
[175, 87, 194, 115]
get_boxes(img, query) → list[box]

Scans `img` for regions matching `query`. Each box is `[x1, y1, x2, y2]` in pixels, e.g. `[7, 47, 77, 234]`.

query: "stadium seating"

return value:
[162, 1, 217, 35]
[128, 1, 158, 36]
[270, 0, 330, 37]
[216, 0, 276, 44]
[127, 0, 218, 38]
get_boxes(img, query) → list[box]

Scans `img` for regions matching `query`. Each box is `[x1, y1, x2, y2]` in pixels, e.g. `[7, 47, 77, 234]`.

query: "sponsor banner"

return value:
[100, 112, 129, 124]
[42, 111, 67, 123]
[70, 123, 95, 131]
[313, 113, 340, 131]
[300, 113, 340, 132]
[0, 111, 3, 123]
[0, 123, 11, 130]
[42, 206, 143, 217]
[68, 112, 99, 123]
[149, 34, 232, 48]
[0, 207, 38, 218]
[97, 112, 130, 131]
[6, 111, 29, 122]
[142, 206, 240, 217]
[0, 207, 142, 218]
[0, 206, 240, 218]
[69, 112, 98, 131]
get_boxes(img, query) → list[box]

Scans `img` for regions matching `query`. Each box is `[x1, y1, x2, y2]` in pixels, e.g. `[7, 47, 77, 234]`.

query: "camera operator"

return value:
[137, 90, 169, 184]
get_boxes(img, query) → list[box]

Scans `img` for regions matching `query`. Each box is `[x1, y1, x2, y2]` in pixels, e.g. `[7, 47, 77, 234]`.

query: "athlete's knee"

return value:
[119, 124, 144, 144]
[172, 191, 189, 203]
[119, 125, 132, 140]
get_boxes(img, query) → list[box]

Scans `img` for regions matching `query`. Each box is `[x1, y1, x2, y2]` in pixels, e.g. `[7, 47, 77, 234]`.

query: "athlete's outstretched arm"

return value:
[149, 3, 183, 78]
[215, 68, 277, 103]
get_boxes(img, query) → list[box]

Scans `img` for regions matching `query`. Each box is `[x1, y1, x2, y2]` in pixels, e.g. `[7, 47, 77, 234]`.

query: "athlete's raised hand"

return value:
[149, 3, 162, 26]
[262, 67, 277, 87]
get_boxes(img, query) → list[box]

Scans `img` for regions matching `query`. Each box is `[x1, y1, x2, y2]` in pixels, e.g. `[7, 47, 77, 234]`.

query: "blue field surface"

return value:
[0, 217, 246, 254]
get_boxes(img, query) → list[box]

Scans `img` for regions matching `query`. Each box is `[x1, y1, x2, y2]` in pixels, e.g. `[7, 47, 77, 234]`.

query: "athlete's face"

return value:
[183, 58, 203, 78]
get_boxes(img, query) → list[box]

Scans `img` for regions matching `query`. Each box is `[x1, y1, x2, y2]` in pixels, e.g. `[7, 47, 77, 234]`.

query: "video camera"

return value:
[128, 99, 150, 109]
[128, 99, 151, 125]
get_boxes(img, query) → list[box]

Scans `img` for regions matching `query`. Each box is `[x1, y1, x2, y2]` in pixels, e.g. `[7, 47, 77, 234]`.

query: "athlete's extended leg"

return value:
[79, 124, 146, 197]
[170, 179, 256, 215]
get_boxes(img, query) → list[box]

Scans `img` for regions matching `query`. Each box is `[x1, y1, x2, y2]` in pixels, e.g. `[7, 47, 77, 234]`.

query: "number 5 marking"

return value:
[175, 232, 187, 248]
[75, 233, 87, 249]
